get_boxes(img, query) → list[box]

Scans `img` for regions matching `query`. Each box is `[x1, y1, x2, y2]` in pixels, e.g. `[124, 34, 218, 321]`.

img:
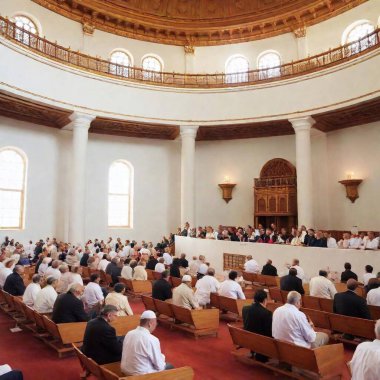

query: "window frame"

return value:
[109, 49, 134, 78]
[225, 54, 250, 84]
[141, 54, 164, 81]
[0, 147, 27, 230]
[107, 159, 133, 229]
[257, 50, 282, 79]
[341, 20, 376, 55]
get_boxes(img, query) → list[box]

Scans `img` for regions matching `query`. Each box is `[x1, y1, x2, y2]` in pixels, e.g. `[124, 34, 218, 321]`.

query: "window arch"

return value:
[0, 147, 27, 229]
[109, 50, 133, 77]
[142, 55, 163, 81]
[225, 55, 249, 84]
[258, 51, 281, 79]
[342, 20, 376, 54]
[108, 160, 133, 228]
[13, 14, 39, 45]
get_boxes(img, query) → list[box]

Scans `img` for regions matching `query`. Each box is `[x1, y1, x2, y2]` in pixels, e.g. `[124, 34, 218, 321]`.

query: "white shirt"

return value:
[121, 326, 165, 375]
[83, 282, 104, 308]
[0, 365, 12, 376]
[34, 285, 58, 313]
[44, 267, 61, 280]
[218, 279, 245, 300]
[350, 339, 380, 380]
[154, 263, 165, 273]
[363, 238, 379, 250]
[244, 259, 260, 274]
[98, 259, 109, 271]
[272, 303, 316, 348]
[121, 266, 133, 280]
[70, 273, 84, 286]
[309, 276, 337, 299]
[162, 252, 173, 266]
[349, 237, 363, 249]
[0, 268, 12, 287]
[23, 282, 41, 307]
[327, 237, 338, 248]
[367, 288, 380, 306]
[290, 265, 305, 281]
[38, 263, 49, 276]
[188, 260, 200, 276]
[198, 263, 208, 275]
[140, 248, 150, 256]
[363, 272, 376, 286]
[195, 275, 220, 305]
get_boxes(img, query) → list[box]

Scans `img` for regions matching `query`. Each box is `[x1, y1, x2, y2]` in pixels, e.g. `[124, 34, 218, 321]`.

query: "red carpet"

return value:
[0, 299, 354, 380]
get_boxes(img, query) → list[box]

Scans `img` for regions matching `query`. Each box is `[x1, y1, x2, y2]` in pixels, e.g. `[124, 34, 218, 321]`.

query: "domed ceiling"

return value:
[33, 0, 367, 46]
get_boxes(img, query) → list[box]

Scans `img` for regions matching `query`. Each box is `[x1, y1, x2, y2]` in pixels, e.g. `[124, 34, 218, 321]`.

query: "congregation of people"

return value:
[1, 231, 380, 379]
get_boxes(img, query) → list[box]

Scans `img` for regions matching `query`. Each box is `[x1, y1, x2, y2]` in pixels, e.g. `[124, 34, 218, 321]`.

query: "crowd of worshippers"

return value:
[177, 222, 380, 249]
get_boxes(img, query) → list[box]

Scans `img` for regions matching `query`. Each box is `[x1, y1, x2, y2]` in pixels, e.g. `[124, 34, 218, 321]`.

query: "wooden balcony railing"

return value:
[1, 15, 379, 89]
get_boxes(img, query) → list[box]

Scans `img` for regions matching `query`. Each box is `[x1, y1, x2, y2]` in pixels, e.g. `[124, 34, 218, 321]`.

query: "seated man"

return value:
[194, 268, 220, 306]
[272, 291, 329, 348]
[363, 265, 376, 286]
[121, 310, 173, 375]
[3, 265, 25, 296]
[362, 231, 379, 250]
[133, 263, 148, 281]
[310, 230, 327, 248]
[367, 280, 380, 306]
[244, 255, 260, 274]
[105, 258, 122, 285]
[172, 275, 200, 310]
[261, 259, 277, 277]
[219, 271, 246, 300]
[152, 271, 172, 301]
[280, 268, 305, 295]
[154, 258, 166, 274]
[83, 273, 104, 314]
[340, 262, 358, 283]
[242, 289, 272, 362]
[309, 270, 337, 299]
[333, 279, 371, 319]
[52, 283, 88, 323]
[34, 277, 58, 314]
[82, 305, 122, 364]
[0, 364, 23, 380]
[349, 319, 380, 380]
[105, 283, 134, 316]
[23, 274, 41, 307]
[288, 259, 305, 281]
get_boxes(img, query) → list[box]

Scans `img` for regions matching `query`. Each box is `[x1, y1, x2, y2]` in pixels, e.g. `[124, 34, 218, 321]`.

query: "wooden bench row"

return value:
[228, 324, 345, 380]
[73, 344, 194, 380]
[268, 288, 380, 319]
[242, 272, 280, 287]
[266, 303, 376, 345]
[141, 296, 219, 339]
[209, 292, 252, 320]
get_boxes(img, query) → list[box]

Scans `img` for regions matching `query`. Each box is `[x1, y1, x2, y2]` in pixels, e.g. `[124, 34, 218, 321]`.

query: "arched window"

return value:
[225, 55, 249, 84]
[0, 147, 27, 229]
[108, 160, 133, 228]
[142, 55, 163, 81]
[258, 51, 281, 79]
[14, 15, 38, 45]
[109, 50, 132, 77]
[343, 21, 376, 54]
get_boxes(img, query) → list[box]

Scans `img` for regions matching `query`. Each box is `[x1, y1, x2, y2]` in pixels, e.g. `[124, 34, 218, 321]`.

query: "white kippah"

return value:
[182, 275, 192, 282]
[141, 310, 156, 319]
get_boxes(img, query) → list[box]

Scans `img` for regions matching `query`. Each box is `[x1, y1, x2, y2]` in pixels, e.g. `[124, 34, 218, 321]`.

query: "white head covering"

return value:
[141, 310, 156, 319]
[182, 275, 192, 282]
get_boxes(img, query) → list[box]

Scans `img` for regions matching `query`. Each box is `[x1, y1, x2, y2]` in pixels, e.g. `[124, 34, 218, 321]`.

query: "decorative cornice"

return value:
[184, 45, 195, 55]
[293, 26, 307, 39]
[82, 20, 95, 36]
[31, 0, 367, 46]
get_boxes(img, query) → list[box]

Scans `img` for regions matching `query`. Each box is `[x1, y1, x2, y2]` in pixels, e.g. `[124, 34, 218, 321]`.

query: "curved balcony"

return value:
[1, 15, 379, 89]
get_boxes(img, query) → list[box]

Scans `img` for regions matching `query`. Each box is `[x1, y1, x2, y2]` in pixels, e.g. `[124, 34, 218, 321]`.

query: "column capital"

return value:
[180, 125, 199, 139]
[70, 112, 96, 129]
[290, 116, 315, 132]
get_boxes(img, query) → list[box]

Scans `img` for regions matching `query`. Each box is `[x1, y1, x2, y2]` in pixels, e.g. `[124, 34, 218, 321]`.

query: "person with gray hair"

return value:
[272, 291, 329, 348]
[23, 274, 42, 307]
[34, 276, 58, 313]
[44, 259, 61, 280]
[105, 283, 133, 316]
[194, 267, 220, 306]
[349, 319, 380, 379]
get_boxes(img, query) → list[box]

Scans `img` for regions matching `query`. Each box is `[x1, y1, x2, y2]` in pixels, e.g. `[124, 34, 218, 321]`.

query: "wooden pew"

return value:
[141, 295, 157, 313]
[121, 279, 152, 297]
[242, 272, 258, 283]
[170, 277, 182, 288]
[101, 363, 194, 380]
[110, 315, 140, 336]
[303, 296, 322, 311]
[319, 298, 333, 313]
[258, 274, 279, 287]
[369, 305, 380, 320]
[145, 269, 155, 281]
[228, 324, 345, 380]
[72, 343, 105, 379]
[209, 292, 220, 309]
[218, 295, 251, 321]
[153, 299, 175, 325]
[268, 287, 283, 303]
[170, 304, 219, 339]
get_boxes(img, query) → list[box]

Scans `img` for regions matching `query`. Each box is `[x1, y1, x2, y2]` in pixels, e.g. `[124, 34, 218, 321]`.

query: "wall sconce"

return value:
[218, 177, 236, 203]
[339, 176, 363, 203]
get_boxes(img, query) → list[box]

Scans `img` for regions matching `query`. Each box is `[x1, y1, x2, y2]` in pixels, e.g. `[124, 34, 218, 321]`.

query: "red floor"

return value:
[0, 299, 354, 380]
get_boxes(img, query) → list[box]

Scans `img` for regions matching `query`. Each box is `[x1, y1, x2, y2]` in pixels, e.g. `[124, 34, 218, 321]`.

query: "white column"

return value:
[290, 116, 315, 228]
[180, 125, 199, 228]
[68, 112, 96, 245]
[184, 46, 195, 74]
[294, 27, 308, 59]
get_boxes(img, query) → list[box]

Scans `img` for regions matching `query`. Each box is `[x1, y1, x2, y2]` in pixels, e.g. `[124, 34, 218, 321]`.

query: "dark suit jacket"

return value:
[311, 238, 327, 248]
[304, 234, 316, 246]
[340, 270, 358, 283]
[179, 258, 188, 268]
[3, 273, 25, 296]
[333, 290, 371, 319]
[52, 292, 89, 323]
[242, 303, 272, 337]
[105, 263, 122, 285]
[152, 279, 172, 301]
[80, 254, 90, 267]
[146, 258, 158, 270]
[82, 317, 122, 364]
[280, 274, 305, 294]
[261, 264, 277, 277]
[170, 265, 180, 278]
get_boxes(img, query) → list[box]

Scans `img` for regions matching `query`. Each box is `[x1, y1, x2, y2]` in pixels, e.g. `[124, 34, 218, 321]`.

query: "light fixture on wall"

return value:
[218, 176, 236, 203]
[339, 172, 363, 203]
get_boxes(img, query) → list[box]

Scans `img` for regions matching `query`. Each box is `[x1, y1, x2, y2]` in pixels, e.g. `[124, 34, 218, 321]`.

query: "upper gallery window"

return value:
[142, 55, 163, 81]
[109, 50, 132, 77]
[225, 55, 249, 84]
[14, 15, 38, 45]
[258, 51, 281, 79]
[343, 21, 376, 54]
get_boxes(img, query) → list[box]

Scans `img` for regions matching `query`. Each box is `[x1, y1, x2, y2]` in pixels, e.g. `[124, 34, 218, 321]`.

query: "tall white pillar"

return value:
[294, 27, 308, 59]
[180, 125, 199, 228]
[68, 112, 96, 245]
[184, 45, 195, 74]
[290, 116, 315, 228]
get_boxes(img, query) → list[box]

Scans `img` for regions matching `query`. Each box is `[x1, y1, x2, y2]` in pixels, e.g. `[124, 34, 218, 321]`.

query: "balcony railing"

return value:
[1, 15, 379, 89]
